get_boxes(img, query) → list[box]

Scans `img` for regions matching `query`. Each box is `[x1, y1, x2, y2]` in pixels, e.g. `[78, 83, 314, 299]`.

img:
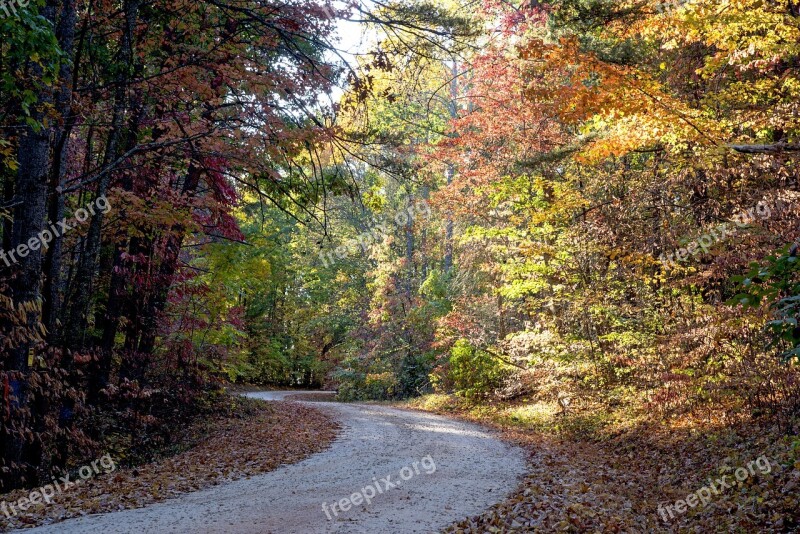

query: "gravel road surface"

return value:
[20, 391, 527, 534]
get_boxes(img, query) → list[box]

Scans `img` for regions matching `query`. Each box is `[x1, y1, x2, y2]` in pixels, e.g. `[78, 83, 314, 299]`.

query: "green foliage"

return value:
[397, 351, 437, 398]
[0, 5, 62, 128]
[418, 269, 453, 316]
[186, 198, 362, 388]
[334, 357, 399, 401]
[447, 340, 509, 399]
[730, 247, 800, 362]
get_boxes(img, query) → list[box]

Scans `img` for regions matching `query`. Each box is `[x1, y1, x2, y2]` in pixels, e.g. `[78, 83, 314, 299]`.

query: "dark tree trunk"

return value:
[90, 94, 144, 399]
[43, 0, 78, 344]
[1, 0, 63, 492]
[136, 164, 202, 357]
[2, 173, 13, 253]
[65, 0, 139, 351]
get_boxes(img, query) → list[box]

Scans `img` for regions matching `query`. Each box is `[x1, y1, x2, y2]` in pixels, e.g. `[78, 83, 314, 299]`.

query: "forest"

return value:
[1, 0, 800, 531]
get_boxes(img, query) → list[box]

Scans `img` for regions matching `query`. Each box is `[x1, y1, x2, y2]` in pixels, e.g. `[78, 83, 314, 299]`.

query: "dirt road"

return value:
[21, 392, 527, 533]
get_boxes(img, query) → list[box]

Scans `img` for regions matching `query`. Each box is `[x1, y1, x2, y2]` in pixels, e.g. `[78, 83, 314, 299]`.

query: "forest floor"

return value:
[5, 391, 798, 533]
[6, 392, 527, 534]
[0, 396, 338, 532]
[402, 394, 800, 532]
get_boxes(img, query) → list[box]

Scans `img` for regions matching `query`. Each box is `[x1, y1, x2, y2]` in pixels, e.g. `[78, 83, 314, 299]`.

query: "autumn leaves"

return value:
[658, 200, 774, 270]
[657, 455, 773, 522]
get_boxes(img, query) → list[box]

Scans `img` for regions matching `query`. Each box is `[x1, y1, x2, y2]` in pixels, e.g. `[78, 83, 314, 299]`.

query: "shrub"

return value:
[333, 358, 399, 401]
[447, 339, 509, 399]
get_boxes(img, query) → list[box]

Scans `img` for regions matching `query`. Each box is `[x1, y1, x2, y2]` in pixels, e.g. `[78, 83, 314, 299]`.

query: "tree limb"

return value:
[728, 142, 800, 155]
[482, 347, 530, 370]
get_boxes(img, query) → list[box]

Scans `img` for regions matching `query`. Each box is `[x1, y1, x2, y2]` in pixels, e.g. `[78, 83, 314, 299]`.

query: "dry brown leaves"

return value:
[0, 398, 339, 531]
[409, 400, 800, 533]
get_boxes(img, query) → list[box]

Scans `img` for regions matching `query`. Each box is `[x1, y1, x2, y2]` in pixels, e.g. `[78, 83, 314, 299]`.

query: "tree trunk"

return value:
[136, 164, 202, 356]
[65, 0, 139, 350]
[43, 0, 78, 344]
[444, 59, 458, 273]
[2, 0, 62, 492]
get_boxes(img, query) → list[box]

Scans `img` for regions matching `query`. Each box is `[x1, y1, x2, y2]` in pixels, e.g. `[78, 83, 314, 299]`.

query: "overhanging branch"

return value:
[728, 142, 800, 155]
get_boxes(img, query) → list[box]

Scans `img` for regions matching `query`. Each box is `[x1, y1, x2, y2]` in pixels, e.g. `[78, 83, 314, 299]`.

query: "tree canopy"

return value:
[2, 5, 800, 528]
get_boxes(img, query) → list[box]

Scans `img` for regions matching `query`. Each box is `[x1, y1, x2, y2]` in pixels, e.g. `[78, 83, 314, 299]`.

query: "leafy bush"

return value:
[333, 358, 399, 401]
[364, 372, 398, 399]
[447, 339, 510, 399]
[396, 351, 436, 398]
[730, 248, 800, 362]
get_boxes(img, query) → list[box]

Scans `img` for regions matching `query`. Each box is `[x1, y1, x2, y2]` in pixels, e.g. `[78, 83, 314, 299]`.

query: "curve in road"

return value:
[19, 392, 527, 534]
